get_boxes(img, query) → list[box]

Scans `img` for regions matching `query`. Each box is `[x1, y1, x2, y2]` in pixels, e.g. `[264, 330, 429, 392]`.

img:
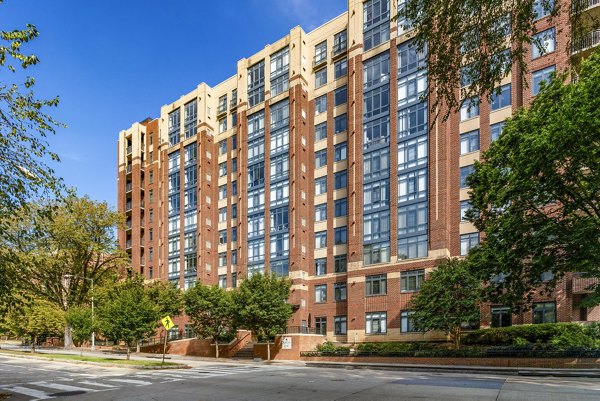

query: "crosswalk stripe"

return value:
[78, 380, 119, 388]
[32, 382, 100, 393]
[3, 386, 53, 400]
[108, 378, 153, 386]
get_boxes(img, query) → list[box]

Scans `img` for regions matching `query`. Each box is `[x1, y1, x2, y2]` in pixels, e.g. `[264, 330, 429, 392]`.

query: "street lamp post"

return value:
[64, 274, 95, 351]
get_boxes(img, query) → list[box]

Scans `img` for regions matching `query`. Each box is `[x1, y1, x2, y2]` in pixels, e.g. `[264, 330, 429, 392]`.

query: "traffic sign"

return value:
[161, 316, 174, 330]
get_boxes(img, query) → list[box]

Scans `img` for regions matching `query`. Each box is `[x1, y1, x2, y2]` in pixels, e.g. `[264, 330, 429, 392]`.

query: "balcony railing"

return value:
[574, 0, 600, 11]
[313, 54, 327, 69]
[230, 98, 237, 109]
[125, 182, 132, 192]
[126, 145, 132, 155]
[126, 220, 132, 229]
[125, 202, 132, 211]
[572, 29, 600, 54]
[217, 103, 227, 115]
[125, 240, 132, 249]
[126, 165, 132, 174]
[572, 272, 599, 294]
[332, 41, 347, 58]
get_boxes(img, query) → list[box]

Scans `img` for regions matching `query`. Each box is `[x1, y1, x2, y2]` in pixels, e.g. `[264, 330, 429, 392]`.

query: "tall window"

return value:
[460, 97, 480, 121]
[460, 130, 480, 154]
[490, 121, 505, 142]
[491, 306, 512, 327]
[366, 274, 387, 296]
[460, 232, 480, 255]
[315, 316, 327, 335]
[315, 285, 327, 303]
[334, 282, 347, 301]
[363, 0, 390, 51]
[401, 270, 424, 292]
[248, 61, 265, 107]
[334, 59, 348, 79]
[333, 30, 347, 55]
[532, 28, 555, 59]
[168, 108, 181, 146]
[366, 312, 387, 334]
[315, 258, 327, 276]
[314, 41, 327, 65]
[532, 65, 555, 95]
[532, 302, 556, 324]
[334, 316, 347, 335]
[491, 84, 511, 110]
[460, 165, 475, 188]
[270, 47, 289, 97]
[334, 254, 347, 272]
[184, 100, 197, 139]
[401, 310, 418, 332]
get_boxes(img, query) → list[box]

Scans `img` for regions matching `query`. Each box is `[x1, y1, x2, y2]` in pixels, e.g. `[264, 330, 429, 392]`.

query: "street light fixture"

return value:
[64, 274, 95, 351]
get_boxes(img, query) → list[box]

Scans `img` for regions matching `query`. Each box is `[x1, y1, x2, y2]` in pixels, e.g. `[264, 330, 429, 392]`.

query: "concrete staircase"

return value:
[232, 342, 254, 359]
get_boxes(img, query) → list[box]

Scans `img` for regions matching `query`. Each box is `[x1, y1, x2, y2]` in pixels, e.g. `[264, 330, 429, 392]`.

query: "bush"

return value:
[462, 323, 585, 346]
[315, 341, 350, 353]
[513, 337, 529, 346]
[355, 342, 433, 355]
[550, 326, 595, 350]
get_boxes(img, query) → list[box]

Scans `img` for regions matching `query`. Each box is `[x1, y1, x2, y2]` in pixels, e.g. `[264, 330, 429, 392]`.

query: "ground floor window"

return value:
[400, 310, 418, 332]
[491, 306, 512, 328]
[334, 316, 347, 335]
[533, 302, 556, 324]
[366, 312, 387, 334]
[315, 317, 327, 335]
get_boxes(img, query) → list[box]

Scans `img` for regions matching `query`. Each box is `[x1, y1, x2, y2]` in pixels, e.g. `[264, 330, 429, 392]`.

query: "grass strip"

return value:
[0, 349, 180, 367]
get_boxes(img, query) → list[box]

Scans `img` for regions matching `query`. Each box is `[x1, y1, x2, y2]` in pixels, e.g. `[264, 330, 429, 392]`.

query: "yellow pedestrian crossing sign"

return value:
[161, 316, 174, 330]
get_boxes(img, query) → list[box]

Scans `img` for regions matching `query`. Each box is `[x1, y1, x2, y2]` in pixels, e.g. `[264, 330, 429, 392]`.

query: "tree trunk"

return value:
[215, 339, 219, 358]
[267, 340, 271, 361]
[451, 326, 461, 350]
[126, 343, 131, 360]
[136, 341, 140, 353]
[63, 323, 74, 349]
[31, 335, 37, 353]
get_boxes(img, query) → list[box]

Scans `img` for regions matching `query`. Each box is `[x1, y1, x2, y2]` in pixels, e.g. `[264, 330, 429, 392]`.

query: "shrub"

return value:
[355, 342, 433, 355]
[550, 326, 595, 350]
[513, 337, 529, 346]
[315, 341, 350, 353]
[462, 323, 584, 346]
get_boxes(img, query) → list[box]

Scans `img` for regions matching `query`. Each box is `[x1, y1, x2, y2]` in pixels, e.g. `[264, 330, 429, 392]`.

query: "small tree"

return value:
[184, 284, 236, 358]
[147, 280, 183, 318]
[97, 276, 159, 360]
[67, 306, 93, 356]
[410, 259, 482, 349]
[233, 273, 292, 360]
[11, 298, 65, 353]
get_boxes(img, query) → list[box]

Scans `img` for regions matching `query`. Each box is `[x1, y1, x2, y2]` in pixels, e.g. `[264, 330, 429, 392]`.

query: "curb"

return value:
[304, 361, 600, 378]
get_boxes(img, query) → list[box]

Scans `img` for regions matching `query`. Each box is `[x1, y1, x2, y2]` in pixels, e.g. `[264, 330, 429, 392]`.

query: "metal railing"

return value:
[575, 0, 600, 11]
[126, 165, 132, 174]
[217, 103, 227, 115]
[332, 42, 347, 58]
[313, 55, 327, 68]
[125, 182, 132, 192]
[283, 326, 318, 335]
[572, 29, 600, 53]
[230, 98, 238, 109]
[126, 145, 132, 155]
[125, 202, 132, 211]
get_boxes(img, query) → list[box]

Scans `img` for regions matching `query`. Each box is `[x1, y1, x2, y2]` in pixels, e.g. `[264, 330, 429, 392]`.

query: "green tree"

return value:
[10, 298, 65, 353]
[0, 0, 64, 223]
[184, 284, 236, 358]
[67, 306, 94, 355]
[147, 280, 183, 318]
[1, 194, 127, 347]
[409, 259, 482, 349]
[233, 273, 292, 360]
[96, 276, 159, 360]
[398, 0, 595, 120]
[467, 49, 600, 308]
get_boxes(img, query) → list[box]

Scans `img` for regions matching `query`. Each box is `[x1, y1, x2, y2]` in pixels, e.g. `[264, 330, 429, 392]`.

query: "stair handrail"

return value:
[227, 331, 252, 355]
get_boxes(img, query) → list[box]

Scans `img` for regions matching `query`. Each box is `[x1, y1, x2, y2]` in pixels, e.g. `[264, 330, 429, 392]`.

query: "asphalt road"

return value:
[1, 354, 600, 401]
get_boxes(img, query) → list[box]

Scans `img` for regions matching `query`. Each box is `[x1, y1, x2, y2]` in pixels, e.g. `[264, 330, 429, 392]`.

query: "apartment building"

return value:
[117, 0, 600, 342]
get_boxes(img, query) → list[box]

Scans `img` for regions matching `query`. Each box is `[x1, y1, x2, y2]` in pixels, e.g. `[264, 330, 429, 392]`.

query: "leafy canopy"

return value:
[398, 0, 594, 119]
[467, 48, 600, 307]
[0, 0, 64, 222]
[96, 276, 159, 357]
[184, 284, 237, 349]
[233, 273, 292, 342]
[410, 259, 482, 349]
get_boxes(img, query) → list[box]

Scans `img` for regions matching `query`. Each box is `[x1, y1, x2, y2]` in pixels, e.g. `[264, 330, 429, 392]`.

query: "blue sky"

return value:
[0, 0, 347, 209]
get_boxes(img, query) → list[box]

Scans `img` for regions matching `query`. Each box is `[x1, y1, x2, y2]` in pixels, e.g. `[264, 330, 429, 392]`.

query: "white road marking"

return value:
[78, 380, 119, 388]
[108, 378, 153, 386]
[2, 385, 53, 399]
[32, 382, 100, 393]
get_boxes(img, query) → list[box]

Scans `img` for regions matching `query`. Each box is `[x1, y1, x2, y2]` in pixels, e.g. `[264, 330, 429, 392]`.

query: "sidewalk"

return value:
[2, 342, 599, 377]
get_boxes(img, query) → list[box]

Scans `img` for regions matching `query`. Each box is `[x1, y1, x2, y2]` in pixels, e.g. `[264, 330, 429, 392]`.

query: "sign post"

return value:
[160, 316, 174, 364]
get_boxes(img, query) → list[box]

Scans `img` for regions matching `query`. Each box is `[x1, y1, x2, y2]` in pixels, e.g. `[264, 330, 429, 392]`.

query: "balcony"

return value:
[126, 239, 132, 249]
[572, 272, 599, 295]
[126, 164, 132, 174]
[217, 103, 228, 117]
[313, 55, 327, 69]
[126, 145, 132, 155]
[575, 0, 600, 12]
[230, 98, 237, 110]
[125, 182, 133, 193]
[572, 29, 600, 54]
[126, 220, 132, 230]
[125, 202, 132, 212]
[140, 200, 145, 209]
[331, 42, 347, 60]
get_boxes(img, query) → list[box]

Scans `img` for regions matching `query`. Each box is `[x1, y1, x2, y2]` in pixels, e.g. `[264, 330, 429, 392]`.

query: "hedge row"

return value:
[462, 323, 586, 346]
